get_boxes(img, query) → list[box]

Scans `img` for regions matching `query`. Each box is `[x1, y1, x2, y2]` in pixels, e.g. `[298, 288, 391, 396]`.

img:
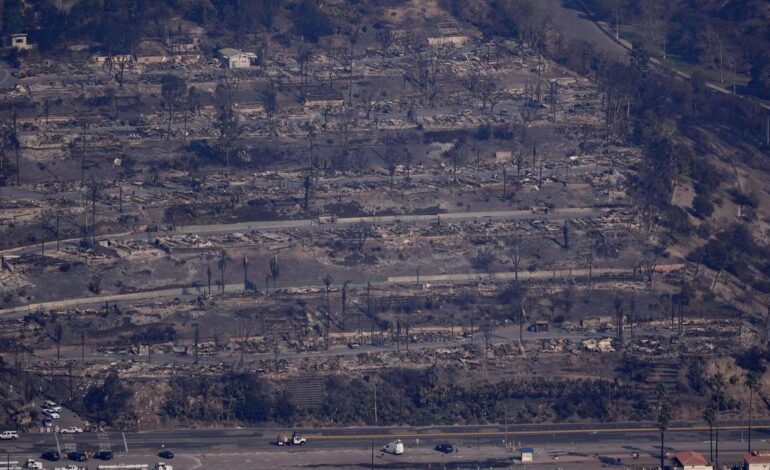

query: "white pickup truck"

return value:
[276, 432, 307, 446]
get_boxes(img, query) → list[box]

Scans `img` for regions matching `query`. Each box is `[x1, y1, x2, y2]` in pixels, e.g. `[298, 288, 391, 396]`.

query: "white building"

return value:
[10, 33, 34, 50]
[745, 452, 770, 470]
[218, 48, 257, 69]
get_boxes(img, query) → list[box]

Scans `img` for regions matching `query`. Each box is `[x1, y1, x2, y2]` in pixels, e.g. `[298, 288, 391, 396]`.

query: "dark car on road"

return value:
[68, 450, 88, 461]
[94, 450, 113, 460]
[41, 450, 60, 461]
[158, 450, 174, 459]
[436, 442, 454, 453]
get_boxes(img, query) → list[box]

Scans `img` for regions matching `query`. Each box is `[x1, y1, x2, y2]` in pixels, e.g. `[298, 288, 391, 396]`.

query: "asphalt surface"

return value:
[2, 421, 769, 468]
[0, 262, 678, 317]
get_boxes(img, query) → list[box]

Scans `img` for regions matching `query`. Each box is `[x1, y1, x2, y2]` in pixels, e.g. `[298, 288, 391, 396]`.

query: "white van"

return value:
[383, 439, 404, 455]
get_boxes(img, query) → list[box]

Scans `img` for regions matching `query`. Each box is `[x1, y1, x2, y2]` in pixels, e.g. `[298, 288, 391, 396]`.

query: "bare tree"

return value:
[296, 40, 313, 100]
[481, 315, 497, 358]
[464, 62, 481, 93]
[359, 87, 379, 120]
[261, 79, 278, 135]
[520, 108, 539, 139]
[269, 253, 280, 292]
[375, 28, 393, 53]
[477, 74, 497, 111]
[235, 314, 257, 367]
[218, 250, 229, 293]
[507, 229, 527, 281]
[614, 296, 623, 347]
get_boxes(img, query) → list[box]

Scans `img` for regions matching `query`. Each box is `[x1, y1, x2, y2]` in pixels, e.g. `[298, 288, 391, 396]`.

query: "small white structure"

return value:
[673, 451, 711, 470]
[383, 439, 405, 455]
[745, 452, 770, 470]
[520, 447, 534, 463]
[10, 33, 33, 50]
[218, 48, 256, 69]
[427, 35, 469, 47]
[495, 150, 512, 162]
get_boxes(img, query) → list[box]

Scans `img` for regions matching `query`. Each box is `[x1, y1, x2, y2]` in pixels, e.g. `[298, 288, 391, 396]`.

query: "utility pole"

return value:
[55, 212, 60, 251]
[502, 168, 507, 198]
[80, 120, 88, 187]
[242, 256, 248, 292]
[373, 380, 378, 425]
[504, 407, 509, 450]
[13, 106, 19, 187]
[90, 180, 97, 245]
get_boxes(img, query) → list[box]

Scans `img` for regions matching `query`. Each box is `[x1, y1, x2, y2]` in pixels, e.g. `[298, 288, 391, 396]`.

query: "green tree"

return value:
[83, 372, 134, 426]
[213, 106, 242, 166]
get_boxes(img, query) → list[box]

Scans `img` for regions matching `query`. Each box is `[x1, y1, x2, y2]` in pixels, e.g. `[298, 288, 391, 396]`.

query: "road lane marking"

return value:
[123, 432, 129, 453]
[304, 425, 754, 441]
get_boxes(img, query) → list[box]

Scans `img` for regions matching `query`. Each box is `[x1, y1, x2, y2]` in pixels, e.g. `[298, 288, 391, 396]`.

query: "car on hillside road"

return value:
[158, 450, 174, 459]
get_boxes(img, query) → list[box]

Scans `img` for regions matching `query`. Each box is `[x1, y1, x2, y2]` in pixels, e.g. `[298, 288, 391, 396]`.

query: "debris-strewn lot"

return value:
[0, 0, 769, 438]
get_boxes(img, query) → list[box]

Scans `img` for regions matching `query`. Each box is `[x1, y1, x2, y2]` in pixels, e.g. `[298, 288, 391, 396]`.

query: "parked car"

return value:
[44, 400, 58, 408]
[43, 417, 53, 428]
[94, 450, 113, 460]
[67, 450, 88, 462]
[60, 426, 84, 434]
[42, 404, 62, 413]
[158, 450, 174, 459]
[0, 430, 19, 440]
[435, 442, 454, 454]
[41, 450, 61, 461]
[43, 410, 60, 419]
[24, 458, 44, 469]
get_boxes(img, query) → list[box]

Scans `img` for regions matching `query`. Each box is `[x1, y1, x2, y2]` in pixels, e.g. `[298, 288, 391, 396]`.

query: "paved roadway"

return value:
[559, 0, 770, 111]
[0, 263, 680, 317]
[0, 62, 16, 91]
[1, 421, 768, 469]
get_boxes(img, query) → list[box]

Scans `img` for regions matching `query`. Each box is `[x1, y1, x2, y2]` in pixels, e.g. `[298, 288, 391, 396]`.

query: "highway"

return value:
[2, 421, 768, 468]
